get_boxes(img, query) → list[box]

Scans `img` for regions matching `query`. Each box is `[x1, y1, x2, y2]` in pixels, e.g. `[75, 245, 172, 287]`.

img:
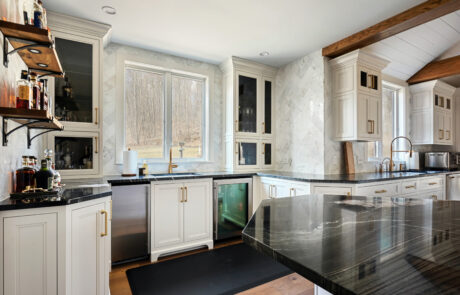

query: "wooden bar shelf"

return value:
[0, 107, 64, 148]
[0, 20, 64, 78]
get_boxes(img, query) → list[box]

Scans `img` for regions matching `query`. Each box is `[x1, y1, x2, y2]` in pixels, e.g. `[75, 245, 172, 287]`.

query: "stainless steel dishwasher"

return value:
[111, 184, 150, 264]
[447, 173, 460, 200]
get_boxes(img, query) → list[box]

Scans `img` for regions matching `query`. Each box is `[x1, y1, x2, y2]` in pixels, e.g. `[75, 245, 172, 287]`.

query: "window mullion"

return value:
[165, 72, 173, 160]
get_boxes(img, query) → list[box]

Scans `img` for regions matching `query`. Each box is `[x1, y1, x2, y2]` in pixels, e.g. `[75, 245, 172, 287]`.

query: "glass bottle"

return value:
[36, 159, 54, 190]
[16, 71, 32, 109]
[33, 0, 43, 29]
[15, 156, 36, 192]
[39, 79, 48, 111]
[29, 73, 41, 110]
[63, 77, 72, 98]
[38, 0, 47, 29]
[45, 149, 59, 187]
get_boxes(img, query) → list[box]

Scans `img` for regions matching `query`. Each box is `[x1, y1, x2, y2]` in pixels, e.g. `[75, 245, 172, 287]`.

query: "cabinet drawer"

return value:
[312, 186, 352, 196]
[401, 180, 418, 194]
[419, 177, 443, 191]
[356, 183, 398, 197]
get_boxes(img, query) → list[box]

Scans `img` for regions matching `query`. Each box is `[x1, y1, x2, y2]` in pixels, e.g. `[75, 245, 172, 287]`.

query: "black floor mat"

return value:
[126, 243, 292, 295]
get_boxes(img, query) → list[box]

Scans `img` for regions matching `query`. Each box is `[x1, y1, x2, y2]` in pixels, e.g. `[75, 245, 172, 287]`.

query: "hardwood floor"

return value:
[109, 239, 314, 295]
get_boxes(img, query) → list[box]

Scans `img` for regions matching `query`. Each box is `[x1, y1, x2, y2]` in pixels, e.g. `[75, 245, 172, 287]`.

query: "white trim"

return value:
[118, 61, 211, 164]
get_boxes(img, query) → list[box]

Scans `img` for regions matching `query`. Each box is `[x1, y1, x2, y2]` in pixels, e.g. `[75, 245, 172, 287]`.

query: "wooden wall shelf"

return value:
[0, 20, 64, 78]
[0, 107, 64, 148]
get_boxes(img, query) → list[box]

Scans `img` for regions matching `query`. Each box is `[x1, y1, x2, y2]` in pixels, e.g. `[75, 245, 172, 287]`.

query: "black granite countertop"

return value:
[243, 195, 460, 295]
[106, 170, 450, 185]
[0, 184, 111, 211]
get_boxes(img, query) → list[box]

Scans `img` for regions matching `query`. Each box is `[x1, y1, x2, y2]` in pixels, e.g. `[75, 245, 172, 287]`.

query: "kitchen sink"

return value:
[151, 172, 199, 177]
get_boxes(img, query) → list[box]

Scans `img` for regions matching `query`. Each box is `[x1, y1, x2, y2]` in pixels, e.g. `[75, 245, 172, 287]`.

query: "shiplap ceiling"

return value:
[363, 10, 460, 85]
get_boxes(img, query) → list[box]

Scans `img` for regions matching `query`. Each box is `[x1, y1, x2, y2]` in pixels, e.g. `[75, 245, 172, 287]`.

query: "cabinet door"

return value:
[289, 182, 310, 197]
[312, 186, 352, 196]
[4, 213, 58, 295]
[357, 94, 381, 140]
[235, 140, 258, 170]
[261, 141, 273, 169]
[444, 113, 453, 144]
[236, 72, 258, 134]
[71, 202, 109, 295]
[434, 110, 445, 144]
[259, 180, 273, 201]
[51, 34, 100, 130]
[262, 79, 273, 136]
[272, 183, 291, 198]
[48, 130, 100, 177]
[153, 183, 183, 248]
[183, 181, 211, 242]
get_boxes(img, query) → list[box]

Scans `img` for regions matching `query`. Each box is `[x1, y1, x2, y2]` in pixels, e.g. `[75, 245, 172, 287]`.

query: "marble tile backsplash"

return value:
[0, 0, 42, 198]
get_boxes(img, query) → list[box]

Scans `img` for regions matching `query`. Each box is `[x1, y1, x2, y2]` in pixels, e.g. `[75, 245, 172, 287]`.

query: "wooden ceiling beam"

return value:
[407, 55, 460, 84]
[322, 0, 460, 58]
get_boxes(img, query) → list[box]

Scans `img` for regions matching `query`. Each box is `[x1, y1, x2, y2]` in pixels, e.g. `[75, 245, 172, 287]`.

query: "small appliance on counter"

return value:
[424, 152, 459, 170]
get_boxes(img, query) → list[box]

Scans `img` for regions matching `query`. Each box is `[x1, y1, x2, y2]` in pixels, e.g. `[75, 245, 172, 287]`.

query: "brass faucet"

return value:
[389, 136, 413, 172]
[168, 148, 178, 173]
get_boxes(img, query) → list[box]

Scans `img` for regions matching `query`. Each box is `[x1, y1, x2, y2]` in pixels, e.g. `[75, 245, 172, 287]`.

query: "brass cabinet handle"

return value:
[372, 120, 375, 134]
[262, 143, 265, 155]
[180, 187, 184, 203]
[367, 120, 372, 134]
[405, 185, 416, 189]
[235, 142, 238, 155]
[95, 136, 99, 154]
[429, 182, 437, 186]
[347, 192, 351, 197]
[375, 189, 387, 194]
[262, 122, 265, 134]
[439, 129, 444, 140]
[95, 107, 98, 125]
[100, 210, 108, 237]
[432, 195, 438, 200]
[446, 130, 451, 140]
[185, 186, 188, 202]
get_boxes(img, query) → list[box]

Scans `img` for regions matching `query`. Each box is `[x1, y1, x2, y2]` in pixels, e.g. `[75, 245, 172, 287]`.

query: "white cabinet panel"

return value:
[71, 202, 109, 295]
[4, 213, 58, 295]
[183, 181, 211, 242]
[153, 183, 183, 248]
[312, 186, 352, 196]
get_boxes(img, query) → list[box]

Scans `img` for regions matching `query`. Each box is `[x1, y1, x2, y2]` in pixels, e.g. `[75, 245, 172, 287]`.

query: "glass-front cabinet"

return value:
[47, 131, 99, 177]
[223, 57, 276, 171]
[50, 35, 99, 130]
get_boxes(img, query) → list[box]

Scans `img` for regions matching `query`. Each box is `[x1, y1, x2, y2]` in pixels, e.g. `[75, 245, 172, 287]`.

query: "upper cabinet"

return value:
[330, 50, 389, 142]
[410, 80, 456, 145]
[220, 57, 276, 171]
[45, 12, 111, 178]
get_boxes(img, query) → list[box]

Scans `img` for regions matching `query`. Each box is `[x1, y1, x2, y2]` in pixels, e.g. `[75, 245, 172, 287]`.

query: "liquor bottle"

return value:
[15, 156, 36, 192]
[38, 0, 47, 29]
[29, 73, 41, 110]
[63, 77, 72, 98]
[16, 71, 32, 109]
[33, 0, 43, 29]
[36, 159, 54, 190]
[51, 162, 61, 187]
[39, 79, 48, 111]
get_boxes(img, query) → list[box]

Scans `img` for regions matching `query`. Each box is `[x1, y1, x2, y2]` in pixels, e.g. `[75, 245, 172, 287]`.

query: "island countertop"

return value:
[242, 195, 460, 295]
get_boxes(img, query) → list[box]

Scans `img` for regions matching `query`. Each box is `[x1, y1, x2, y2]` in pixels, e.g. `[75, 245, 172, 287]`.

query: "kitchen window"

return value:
[368, 82, 407, 161]
[124, 64, 208, 161]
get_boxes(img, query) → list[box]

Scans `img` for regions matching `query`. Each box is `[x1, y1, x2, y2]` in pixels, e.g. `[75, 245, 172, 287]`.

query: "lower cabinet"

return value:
[0, 197, 111, 295]
[151, 179, 213, 262]
[311, 185, 353, 196]
[254, 177, 310, 211]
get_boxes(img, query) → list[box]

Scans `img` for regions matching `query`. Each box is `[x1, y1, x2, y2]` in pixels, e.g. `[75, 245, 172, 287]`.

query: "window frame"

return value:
[367, 80, 408, 162]
[123, 61, 210, 163]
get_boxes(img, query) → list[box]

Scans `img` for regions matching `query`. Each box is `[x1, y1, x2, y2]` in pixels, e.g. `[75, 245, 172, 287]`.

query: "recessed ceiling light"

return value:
[28, 48, 41, 54]
[102, 5, 116, 15]
[259, 51, 270, 57]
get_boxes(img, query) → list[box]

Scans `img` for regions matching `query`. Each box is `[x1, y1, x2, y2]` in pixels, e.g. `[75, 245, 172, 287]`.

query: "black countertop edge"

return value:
[0, 188, 112, 211]
[242, 233, 355, 295]
[106, 170, 452, 185]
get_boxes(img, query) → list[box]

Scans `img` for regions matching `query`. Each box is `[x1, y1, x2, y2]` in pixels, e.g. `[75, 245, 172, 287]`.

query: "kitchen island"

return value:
[242, 195, 460, 295]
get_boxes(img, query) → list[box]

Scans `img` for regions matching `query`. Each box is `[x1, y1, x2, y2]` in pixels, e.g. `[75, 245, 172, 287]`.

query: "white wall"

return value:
[102, 43, 224, 175]
[0, 0, 42, 198]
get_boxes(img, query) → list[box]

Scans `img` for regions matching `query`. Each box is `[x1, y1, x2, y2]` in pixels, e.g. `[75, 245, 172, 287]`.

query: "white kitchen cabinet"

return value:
[45, 12, 111, 178]
[70, 201, 111, 295]
[0, 196, 111, 295]
[221, 57, 277, 171]
[151, 179, 213, 262]
[330, 49, 389, 141]
[254, 177, 311, 210]
[410, 80, 456, 145]
[4, 213, 58, 295]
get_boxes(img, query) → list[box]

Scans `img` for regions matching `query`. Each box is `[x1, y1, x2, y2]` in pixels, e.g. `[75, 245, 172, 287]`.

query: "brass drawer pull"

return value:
[95, 136, 99, 154]
[262, 122, 265, 134]
[185, 186, 188, 202]
[439, 129, 444, 140]
[180, 187, 184, 202]
[429, 182, 437, 186]
[446, 130, 451, 140]
[432, 195, 438, 200]
[375, 189, 387, 194]
[95, 107, 98, 125]
[405, 185, 416, 189]
[100, 210, 108, 237]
